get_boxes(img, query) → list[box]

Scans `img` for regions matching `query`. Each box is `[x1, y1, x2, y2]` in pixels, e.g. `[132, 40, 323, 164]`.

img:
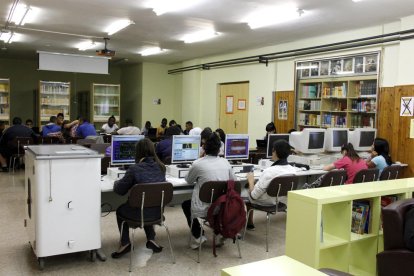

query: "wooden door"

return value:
[219, 82, 249, 134]
[273, 91, 295, 133]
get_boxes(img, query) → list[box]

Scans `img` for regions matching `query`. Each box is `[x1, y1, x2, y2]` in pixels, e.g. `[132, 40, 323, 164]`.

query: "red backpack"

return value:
[207, 179, 246, 257]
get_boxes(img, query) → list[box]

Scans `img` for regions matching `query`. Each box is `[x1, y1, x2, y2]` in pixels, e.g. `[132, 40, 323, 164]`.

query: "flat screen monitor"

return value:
[349, 128, 376, 151]
[110, 135, 145, 166]
[266, 134, 290, 158]
[171, 135, 201, 165]
[289, 128, 326, 154]
[325, 128, 349, 152]
[224, 134, 250, 161]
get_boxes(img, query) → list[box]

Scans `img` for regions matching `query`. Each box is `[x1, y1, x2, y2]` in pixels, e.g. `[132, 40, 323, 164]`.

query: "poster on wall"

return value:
[256, 96, 264, 106]
[400, 97, 414, 116]
[278, 100, 288, 120]
[226, 96, 234, 114]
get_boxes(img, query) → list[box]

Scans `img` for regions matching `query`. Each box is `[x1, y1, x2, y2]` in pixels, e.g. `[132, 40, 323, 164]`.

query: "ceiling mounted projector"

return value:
[96, 38, 115, 57]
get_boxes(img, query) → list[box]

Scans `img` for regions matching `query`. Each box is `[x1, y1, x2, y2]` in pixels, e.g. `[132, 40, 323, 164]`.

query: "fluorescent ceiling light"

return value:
[146, 0, 205, 15]
[106, 19, 134, 36]
[245, 4, 304, 29]
[182, 30, 219, 44]
[352, 0, 363, 2]
[10, 4, 36, 26]
[139, 47, 166, 56]
[0, 32, 18, 43]
[76, 41, 97, 51]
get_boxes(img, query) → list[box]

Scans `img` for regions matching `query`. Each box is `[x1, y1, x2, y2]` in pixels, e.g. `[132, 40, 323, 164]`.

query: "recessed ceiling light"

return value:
[105, 19, 134, 36]
[244, 4, 305, 29]
[139, 47, 166, 56]
[146, 0, 205, 15]
[182, 30, 220, 43]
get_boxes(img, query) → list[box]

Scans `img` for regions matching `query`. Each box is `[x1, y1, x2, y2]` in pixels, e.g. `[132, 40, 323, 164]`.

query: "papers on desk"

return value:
[236, 171, 262, 179]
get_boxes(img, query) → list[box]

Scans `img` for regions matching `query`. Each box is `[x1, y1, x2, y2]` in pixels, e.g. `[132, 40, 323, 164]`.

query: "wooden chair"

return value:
[319, 170, 347, 187]
[243, 175, 299, 252]
[117, 182, 175, 272]
[353, 168, 379, 183]
[379, 165, 402, 181]
[9, 137, 34, 172]
[190, 180, 242, 263]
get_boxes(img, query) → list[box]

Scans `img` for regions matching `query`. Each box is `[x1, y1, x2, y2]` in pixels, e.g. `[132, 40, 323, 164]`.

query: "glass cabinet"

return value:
[91, 83, 120, 129]
[39, 81, 70, 126]
[0, 78, 10, 124]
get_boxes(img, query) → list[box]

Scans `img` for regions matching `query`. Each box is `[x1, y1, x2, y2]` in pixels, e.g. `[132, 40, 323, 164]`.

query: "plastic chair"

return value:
[319, 170, 347, 187]
[353, 168, 379, 183]
[117, 182, 175, 272]
[243, 175, 299, 252]
[379, 165, 401, 181]
[9, 137, 34, 172]
[190, 180, 242, 263]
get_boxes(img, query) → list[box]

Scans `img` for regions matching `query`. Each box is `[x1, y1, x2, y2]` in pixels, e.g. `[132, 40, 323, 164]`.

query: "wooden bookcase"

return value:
[39, 81, 70, 127]
[91, 83, 120, 130]
[0, 78, 10, 124]
[285, 179, 414, 276]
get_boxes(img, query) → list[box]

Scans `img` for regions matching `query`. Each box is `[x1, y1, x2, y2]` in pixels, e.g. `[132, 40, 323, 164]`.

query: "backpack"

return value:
[206, 179, 246, 257]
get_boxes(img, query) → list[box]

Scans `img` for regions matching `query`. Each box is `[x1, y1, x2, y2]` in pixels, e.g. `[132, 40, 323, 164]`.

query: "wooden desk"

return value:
[221, 255, 325, 276]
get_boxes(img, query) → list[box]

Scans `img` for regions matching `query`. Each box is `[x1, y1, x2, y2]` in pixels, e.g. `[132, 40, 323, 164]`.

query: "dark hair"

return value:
[161, 118, 167, 123]
[215, 128, 226, 143]
[373, 138, 392, 165]
[145, 121, 151, 129]
[204, 132, 221, 156]
[26, 119, 33, 124]
[49, 116, 57, 123]
[201, 127, 213, 142]
[108, 115, 116, 123]
[341, 143, 360, 162]
[12, 117, 22, 125]
[57, 113, 64, 118]
[266, 122, 276, 133]
[165, 125, 181, 137]
[168, 120, 177, 127]
[135, 138, 165, 173]
[288, 128, 297, 134]
[186, 121, 193, 126]
[125, 118, 133, 125]
[272, 139, 291, 159]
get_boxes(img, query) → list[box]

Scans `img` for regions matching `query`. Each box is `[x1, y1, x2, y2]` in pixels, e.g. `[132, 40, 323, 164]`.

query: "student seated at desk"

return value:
[101, 115, 119, 134]
[366, 138, 392, 179]
[115, 118, 141, 135]
[111, 138, 165, 259]
[182, 133, 235, 248]
[155, 125, 181, 163]
[246, 139, 297, 230]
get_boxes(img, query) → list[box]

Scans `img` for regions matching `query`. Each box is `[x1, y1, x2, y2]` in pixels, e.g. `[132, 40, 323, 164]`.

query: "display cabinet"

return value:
[39, 81, 70, 126]
[91, 83, 120, 129]
[0, 78, 10, 124]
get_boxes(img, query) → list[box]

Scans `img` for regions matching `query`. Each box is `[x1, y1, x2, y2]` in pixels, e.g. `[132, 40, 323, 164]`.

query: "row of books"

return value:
[298, 113, 320, 126]
[0, 83, 8, 92]
[321, 114, 347, 127]
[351, 99, 376, 112]
[322, 83, 347, 98]
[324, 100, 347, 111]
[0, 96, 9, 104]
[355, 80, 377, 96]
[351, 200, 371, 235]
[299, 100, 321, 110]
[40, 84, 70, 94]
[40, 98, 69, 105]
[0, 106, 9, 115]
[301, 84, 321, 98]
[349, 114, 375, 128]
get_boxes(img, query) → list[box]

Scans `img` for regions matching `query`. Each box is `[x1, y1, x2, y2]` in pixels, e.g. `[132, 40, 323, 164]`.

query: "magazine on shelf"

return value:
[351, 200, 371, 234]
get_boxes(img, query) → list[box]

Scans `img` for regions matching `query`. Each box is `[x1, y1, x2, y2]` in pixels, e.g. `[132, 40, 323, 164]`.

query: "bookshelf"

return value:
[91, 83, 120, 129]
[285, 179, 414, 276]
[39, 81, 70, 126]
[0, 78, 10, 124]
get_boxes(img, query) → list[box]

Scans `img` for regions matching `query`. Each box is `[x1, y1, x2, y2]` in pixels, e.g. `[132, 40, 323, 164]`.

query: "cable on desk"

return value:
[101, 202, 113, 217]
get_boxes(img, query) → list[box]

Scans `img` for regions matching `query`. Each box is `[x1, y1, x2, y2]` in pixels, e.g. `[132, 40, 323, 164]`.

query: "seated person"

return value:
[61, 119, 79, 142]
[56, 112, 65, 127]
[101, 115, 119, 134]
[155, 125, 181, 162]
[141, 121, 152, 136]
[116, 118, 141, 135]
[76, 117, 98, 139]
[183, 121, 193, 135]
[168, 120, 177, 127]
[189, 126, 202, 136]
[246, 139, 297, 230]
[181, 133, 235, 248]
[156, 118, 168, 137]
[42, 116, 62, 137]
[200, 128, 224, 157]
[264, 122, 276, 140]
[306, 143, 368, 188]
[0, 117, 37, 172]
[111, 138, 165, 258]
[366, 138, 392, 178]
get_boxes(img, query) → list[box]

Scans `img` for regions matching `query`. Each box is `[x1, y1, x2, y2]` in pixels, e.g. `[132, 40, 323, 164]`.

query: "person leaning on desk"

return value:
[111, 138, 165, 259]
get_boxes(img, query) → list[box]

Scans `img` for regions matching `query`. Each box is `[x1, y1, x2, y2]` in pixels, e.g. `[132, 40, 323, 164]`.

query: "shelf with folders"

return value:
[0, 78, 10, 123]
[91, 83, 120, 129]
[39, 81, 70, 126]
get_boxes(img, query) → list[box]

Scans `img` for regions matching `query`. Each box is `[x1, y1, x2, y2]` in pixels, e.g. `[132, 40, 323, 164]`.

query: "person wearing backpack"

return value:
[246, 139, 297, 230]
[181, 132, 236, 249]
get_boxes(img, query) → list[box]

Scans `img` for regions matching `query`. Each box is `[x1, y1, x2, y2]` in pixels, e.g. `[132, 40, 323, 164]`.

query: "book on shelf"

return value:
[381, 195, 399, 207]
[301, 84, 321, 98]
[351, 200, 371, 234]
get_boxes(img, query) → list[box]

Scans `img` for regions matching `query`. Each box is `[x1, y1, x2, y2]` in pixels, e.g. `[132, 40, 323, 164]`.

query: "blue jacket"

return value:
[76, 122, 97, 138]
[42, 124, 61, 137]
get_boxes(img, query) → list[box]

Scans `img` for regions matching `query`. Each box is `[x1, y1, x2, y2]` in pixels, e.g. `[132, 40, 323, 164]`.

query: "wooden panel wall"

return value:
[273, 91, 295, 133]
[378, 86, 414, 178]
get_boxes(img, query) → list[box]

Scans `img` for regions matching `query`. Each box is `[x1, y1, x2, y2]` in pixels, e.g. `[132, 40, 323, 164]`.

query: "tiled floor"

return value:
[0, 171, 287, 275]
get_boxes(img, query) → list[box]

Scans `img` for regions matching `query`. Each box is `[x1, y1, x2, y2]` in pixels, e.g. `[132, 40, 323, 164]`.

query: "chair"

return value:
[8, 137, 34, 172]
[76, 138, 96, 147]
[353, 168, 379, 184]
[90, 143, 110, 154]
[319, 170, 347, 187]
[101, 156, 111, 175]
[243, 175, 299, 252]
[377, 198, 414, 276]
[117, 182, 175, 272]
[40, 136, 61, 144]
[102, 135, 112, 143]
[379, 165, 402, 181]
[190, 180, 242, 263]
[66, 137, 79, 144]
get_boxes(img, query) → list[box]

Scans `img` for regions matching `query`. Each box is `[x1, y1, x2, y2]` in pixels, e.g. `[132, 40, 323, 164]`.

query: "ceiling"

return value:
[1, 0, 414, 65]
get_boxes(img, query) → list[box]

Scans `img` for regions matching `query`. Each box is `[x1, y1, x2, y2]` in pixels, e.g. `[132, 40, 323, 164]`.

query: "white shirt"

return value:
[101, 123, 118, 134]
[117, 126, 141, 135]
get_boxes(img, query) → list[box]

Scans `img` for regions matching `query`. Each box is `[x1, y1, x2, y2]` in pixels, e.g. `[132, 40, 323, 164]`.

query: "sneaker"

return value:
[190, 235, 207, 249]
[246, 224, 255, 231]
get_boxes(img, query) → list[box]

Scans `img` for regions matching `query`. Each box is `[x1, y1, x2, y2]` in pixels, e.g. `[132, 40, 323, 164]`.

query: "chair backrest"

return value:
[382, 198, 414, 250]
[267, 175, 299, 197]
[13, 137, 34, 154]
[128, 182, 173, 208]
[103, 135, 112, 143]
[90, 143, 110, 154]
[319, 170, 348, 187]
[353, 168, 379, 184]
[379, 165, 401, 181]
[77, 138, 96, 146]
[199, 180, 242, 204]
[41, 136, 61, 144]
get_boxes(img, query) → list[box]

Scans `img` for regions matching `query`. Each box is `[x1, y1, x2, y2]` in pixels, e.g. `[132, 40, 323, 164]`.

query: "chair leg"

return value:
[188, 217, 194, 247]
[197, 221, 203, 263]
[236, 236, 242, 259]
[129, 228, 135, 273]
[163, 224, 175, 264]
[243, 209, 254, 240]
[266, 213, 270, 252]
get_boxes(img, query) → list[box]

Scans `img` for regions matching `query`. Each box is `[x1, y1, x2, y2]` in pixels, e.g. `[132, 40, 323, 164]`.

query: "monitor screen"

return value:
[171, 135, 201, 164]
[110, 135, 144, 166]
[349, 128, 376, 151]
[309, 132, 325, 149]
[225, 134, 249, 160]
[333, 130, 348, 147]
[267, 134, 290, 158]
[289, 128, 326, 154]
[360, 131, 376, 147]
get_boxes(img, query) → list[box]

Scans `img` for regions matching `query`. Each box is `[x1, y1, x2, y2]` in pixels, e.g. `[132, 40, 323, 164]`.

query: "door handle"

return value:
[234, 120, 237, 128]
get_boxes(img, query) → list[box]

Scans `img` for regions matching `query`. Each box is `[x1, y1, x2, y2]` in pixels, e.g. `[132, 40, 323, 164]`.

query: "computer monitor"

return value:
[171, 135, 201, 166]
[224, 134, 250, 162]
[110, 135, 144, 166]
[289, 128, 326, 154]
[349, 128, 376, 151]
[325, 128, 349, 152]
[266, 134, 290, 158]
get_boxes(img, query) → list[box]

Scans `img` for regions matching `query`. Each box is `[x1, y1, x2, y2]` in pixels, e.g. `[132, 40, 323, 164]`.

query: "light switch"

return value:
[68, 240, 75, 248]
